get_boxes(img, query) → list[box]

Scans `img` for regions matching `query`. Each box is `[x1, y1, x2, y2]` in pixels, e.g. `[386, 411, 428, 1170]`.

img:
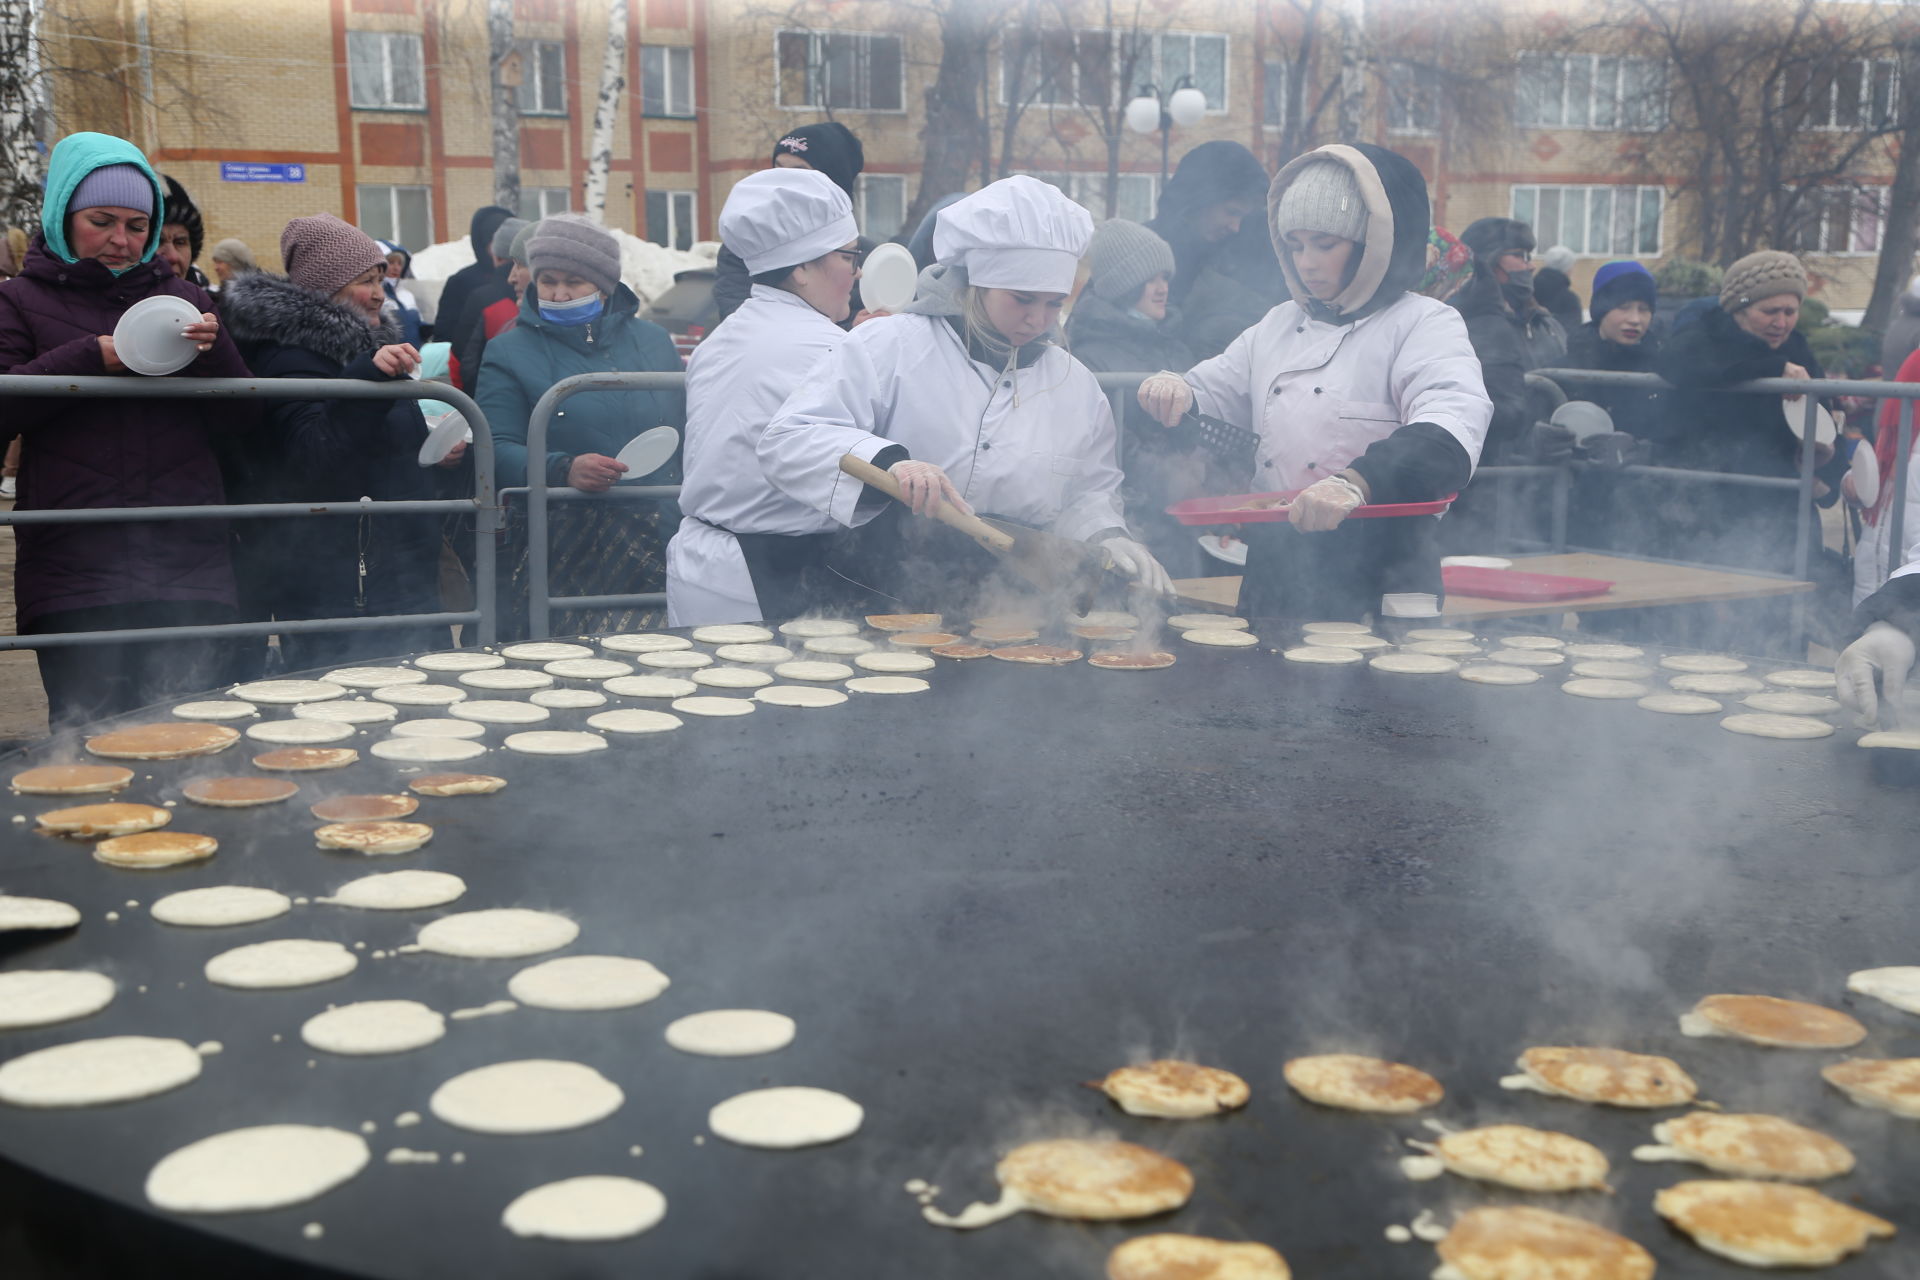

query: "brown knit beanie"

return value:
[528, 214, 622, 298]
[281, 213, 386, 299]
[1720, 250, 1807, 313]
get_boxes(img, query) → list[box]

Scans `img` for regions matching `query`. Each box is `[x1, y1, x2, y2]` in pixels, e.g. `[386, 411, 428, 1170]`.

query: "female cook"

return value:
[1138, 144, 1492, 622]
[758, 176, 1171, 610]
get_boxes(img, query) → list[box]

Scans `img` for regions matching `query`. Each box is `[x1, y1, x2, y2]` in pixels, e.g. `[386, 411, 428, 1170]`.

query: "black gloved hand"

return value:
[1515, 421, 1577, 466]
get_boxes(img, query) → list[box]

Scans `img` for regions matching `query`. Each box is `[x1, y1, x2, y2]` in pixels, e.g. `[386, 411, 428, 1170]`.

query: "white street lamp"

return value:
[1124, 77, 1208, 182]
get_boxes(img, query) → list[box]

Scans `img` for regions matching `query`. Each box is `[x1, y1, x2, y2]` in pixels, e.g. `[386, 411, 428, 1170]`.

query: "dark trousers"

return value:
[26, 601, 243, 729]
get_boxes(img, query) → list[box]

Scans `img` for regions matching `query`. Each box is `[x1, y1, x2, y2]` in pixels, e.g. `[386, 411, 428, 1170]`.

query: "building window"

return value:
[642, 45, 695, 117]
[1263, 61, 1287, 129]
[1147, 32, 1228, 113]
[776, 30, 904, 112]
[1785, 59, 1898, 131]
[1517, 53, 1667, 131]
[1002, 29, 1112, 108]
[347, 31, 425, 110]
[1793, 186, 1885, 255]
[855, 174, 907, 241]
[646, 189, 697, 250]
[1018, 171, 1159, 223]
[358, 184, 432, 252]
[1386, 61, 1441, 133]
[518, 40, 566, 115]
[527, 187, 571, 219]
[1511, 184, 1662, 257]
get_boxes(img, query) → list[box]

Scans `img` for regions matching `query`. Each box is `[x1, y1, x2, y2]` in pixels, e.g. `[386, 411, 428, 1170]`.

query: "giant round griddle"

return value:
[0, 630, 1914, 1279]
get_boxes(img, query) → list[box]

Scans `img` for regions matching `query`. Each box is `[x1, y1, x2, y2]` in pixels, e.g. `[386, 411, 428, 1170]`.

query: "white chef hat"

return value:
[933, 175, 1093, 295]
[720, 168, 859, 276]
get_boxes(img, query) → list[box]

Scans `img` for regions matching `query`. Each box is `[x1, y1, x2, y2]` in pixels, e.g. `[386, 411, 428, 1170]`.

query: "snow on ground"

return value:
[410, 228, 716, 307]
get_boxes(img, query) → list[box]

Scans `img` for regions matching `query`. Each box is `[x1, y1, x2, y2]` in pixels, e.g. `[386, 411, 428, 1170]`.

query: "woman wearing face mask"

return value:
[222, 213, 463, 670]
[760, 176, 1169, 610]
[0, 132, 252, 725]
[1137, 144, 1492, 623]
[476, 214, 685, 636]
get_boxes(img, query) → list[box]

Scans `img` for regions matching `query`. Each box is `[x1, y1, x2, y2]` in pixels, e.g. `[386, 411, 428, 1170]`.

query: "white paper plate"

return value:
[112, 294, 203, 376]
[1441, 555, 1515, 570]
[1550, 399, 1614, 441]
[418, 413, 470, 467]
[614, 426, 679, 479]
[1782, 398, 1837, 448]
[860, 242, 918, 314]
[1848, 440, 1881, 507]
[1197, 534, 1247, 567]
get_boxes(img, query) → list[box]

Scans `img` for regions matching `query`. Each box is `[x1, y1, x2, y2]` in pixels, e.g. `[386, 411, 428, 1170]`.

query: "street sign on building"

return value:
[219, 163, 307, 184]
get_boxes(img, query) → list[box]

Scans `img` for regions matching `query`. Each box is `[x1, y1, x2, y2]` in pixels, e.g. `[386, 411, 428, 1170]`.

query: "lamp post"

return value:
[1125, 75, 1208, 184]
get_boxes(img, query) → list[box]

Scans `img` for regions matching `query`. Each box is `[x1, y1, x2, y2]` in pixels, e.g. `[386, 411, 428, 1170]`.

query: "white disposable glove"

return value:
[1137, 371, 1193, 428]
[1836, 620, 1915, 727]
[888, 458, 972, 517]
[1100, 536, 1175, 597]
[1288, 473, 1367, 532]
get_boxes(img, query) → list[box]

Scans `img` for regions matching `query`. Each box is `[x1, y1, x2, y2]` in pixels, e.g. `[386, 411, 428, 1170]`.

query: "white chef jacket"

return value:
[1185, 292, 1491, 492]
[758, 313, 1127, 544]
[666, 286, 850, 625]
[1865, 451, 1920, 594]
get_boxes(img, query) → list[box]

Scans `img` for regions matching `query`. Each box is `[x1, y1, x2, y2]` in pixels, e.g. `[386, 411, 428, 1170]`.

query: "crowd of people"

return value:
[2, 126, 1916, 732]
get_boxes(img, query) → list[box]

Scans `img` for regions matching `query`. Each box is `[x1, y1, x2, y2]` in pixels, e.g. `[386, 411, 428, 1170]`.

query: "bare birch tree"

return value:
[0, 0, 45, 231]
[583, 0, 628, 224]
[488, 0, 520, 213]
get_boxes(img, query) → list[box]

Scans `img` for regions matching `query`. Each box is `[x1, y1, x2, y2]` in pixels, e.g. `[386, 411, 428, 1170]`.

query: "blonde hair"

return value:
[960, 285, 1070, 362]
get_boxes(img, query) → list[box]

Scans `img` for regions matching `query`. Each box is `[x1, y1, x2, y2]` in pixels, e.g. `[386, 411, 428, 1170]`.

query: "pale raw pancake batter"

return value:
[151, 886, 291, 927]
[0, 896, 81, 931]
[585, 708, 682, 734]
[708, 1086, 863, 1149]
[1822, 1058, 1920, 1117]
[1743, 690, 1840, 715]
[1653, 1180, 1894, 1268]
[1498, 635, 1564, 650]
[145, 1124, 370, 1213]
[693, 624, 775, 644]
[0, 1035, 202, 1107]
[500, 642, 593, 662]
[448, 701, 550, 725]
[1680, 993, 1866, 1047]
[11, 764, 133, 794]
[1564, 642, 1645, 660]
[371, 684, 467, 706]
[691, 667, 772, 689]
[502, 1176, 667, 1241]
[0, 971, 115, 1029]
[1859, 729, 1920, 749]
[543, 658, 632, 680]
[1406, 1124, 1609, 1192]
[1283, 646, 1362, 665]
[302, 1000, 447, 1055]
[774, 659, 854, 682]
[255, 747, 359, 771]
[1405, 641, 1480, 657]
[293, 700, 397, 725]
[530, 689, 607, 709]
[1105, 1234, 1289, 1280]
[323, 667, 425, 689]
[777, 619, 859, 638]
[600, 633, 693, 653]
[458, 669, 553, 691]
[94, 832, 217, 868]
[36, 802, 170, 836]
[370, 737, 487, 763]
[1097, 1060, 1250, 1118]
[389, 718, 486, 739]
[1764, 668, 1838, 689]
[1073, 610, 1139, 628]
[1638, 693, 1723, 715]
[668, 697, 756, 718]
[322, 869, 467, 910]
[172, 700, 257, 721]
[1370, 654, 1457, 675]
[1660, 653, 1749, 674]
[665, 1010, 796, 1057]
[1168, 614, 1250, 631]
[430, 1059, 623, 1134]
[969, 624, 1037, 643]
[1300, 621, 1368, 634]
[854, 652, 934, 673]
[1668, 672, 1764, 695]
[755, 686, 848, 708]
[1282, 1054, 1442, 1112]
[231, 680, 347, 704]
[1720, 712, 1834, 740]
[508, 955, 671, 1010]
[245, 719, 355, 746]
[204, 939, 357, 989]
[636, 649, 714, 670]
[1561, 678, 1650, 700]
[803, 636, 874, 656]
[1185, 630, 1261, 649]
[1846, 965, 1920, 1014]
[87, 723, 239, 760]
[1405, 627, 1475, 642]
[1486, 649, 1562, 667]
[1500, 1046, 1696, 1107]
[417, 908, 579, 958]
[1435, 1206, 1654, 1280]
[847, 676, 930, 694]
[1632, 1111, 1853, 1180]
[1571, 661, 1655, 680]
[1458, 665, 1540, 685]
[603, 675, 697, 698]
[1303, 633, 1389, 651]
[409, 773, 505, 797]
[414, 651, 505, 672]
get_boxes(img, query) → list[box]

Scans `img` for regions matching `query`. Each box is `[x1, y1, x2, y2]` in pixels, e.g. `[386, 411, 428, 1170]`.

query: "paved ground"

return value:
[0, 499, 50, 745]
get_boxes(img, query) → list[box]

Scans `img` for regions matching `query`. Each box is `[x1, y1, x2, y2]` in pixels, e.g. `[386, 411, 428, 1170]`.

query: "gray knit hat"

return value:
[280, 212, 386, 299]
[508, 220, 538, 267]
[528, 214, 621, 298]
[69, 164, 155, 217]
[1720, 250, 1807, 313]
[209, 238, 256, 272]
[490, 216, 529, 263]
[1271, 159, 1366, 243]
[1086, 219, 1175, 304]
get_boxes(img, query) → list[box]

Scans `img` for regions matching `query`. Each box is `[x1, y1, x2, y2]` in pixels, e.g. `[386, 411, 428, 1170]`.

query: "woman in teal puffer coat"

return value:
[476, 215, 684, 636]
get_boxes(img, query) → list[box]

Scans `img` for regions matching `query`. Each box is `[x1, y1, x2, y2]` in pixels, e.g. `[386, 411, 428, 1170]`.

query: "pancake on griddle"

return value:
[972, 623, 1042, 644]
[1089, 651, 1176, 671]
[1636, 1111, 1852, 1180]
[1435, 1206, 1654, 1280]
[11, 765, 133, 796]
[309, 795, 420, 823]
[92, 831, 216, 868]
[181, 777, 299, 808]
[86, 723, 239, 760]
[1094, 1060, 1250, 1118]
[888, 631, 962, 648]
[930, 642, 993, 659]
[1654, 1180, 1894, 1268]
[1425, 1124, 1610, 1192]
[1506, 1046, 1697, 1108]
[313, 821, 433, 854]
[253, 747, 359, 772]
[1681, 993, 1866, 1048]
[409, 773, 507, 797]
[1282, 1053, 1443, 1112]
[996, 1139, 1193, 1219]
[35, 803, 171, 837]
[1845, 965, 1920, 1015]
[867, 613, 941, 632]
[1072, 624, 1136, 642]
[1106, 1234, 1289, 1279]
[990, 644, 1082, 665]
[1821, 1058, 1920, 1117]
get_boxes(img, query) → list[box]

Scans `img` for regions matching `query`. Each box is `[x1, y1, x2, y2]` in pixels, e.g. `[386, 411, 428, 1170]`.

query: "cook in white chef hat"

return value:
[932, 175, 1093, 295]
[720, 167, 859, 276]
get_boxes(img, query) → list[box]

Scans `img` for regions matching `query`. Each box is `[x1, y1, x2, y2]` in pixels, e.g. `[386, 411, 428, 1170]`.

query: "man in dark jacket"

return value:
[452, 216, 525, 390]
[434, 204, 513, 383]
[713, 123, 864, 322]
[1147, 140, 1276, 361]
[1449, 216, 1567, 461]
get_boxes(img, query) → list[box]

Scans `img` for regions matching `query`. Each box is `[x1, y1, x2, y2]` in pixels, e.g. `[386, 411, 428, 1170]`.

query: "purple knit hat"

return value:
[281, 213, 387, 299]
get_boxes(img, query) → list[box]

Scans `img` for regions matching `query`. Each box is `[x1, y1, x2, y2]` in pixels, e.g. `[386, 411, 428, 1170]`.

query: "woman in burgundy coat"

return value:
[0, 132, 253, 728]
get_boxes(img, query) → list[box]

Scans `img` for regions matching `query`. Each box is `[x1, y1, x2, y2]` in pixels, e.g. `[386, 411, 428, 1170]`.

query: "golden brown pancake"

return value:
[971, 624, 1042, 644]
[10, 765, 133, 795]
[181, 777, 299, 808]
[930, 642, 993, 659]
[995, 1139, 1192, 1220]
[866, 613, 942, 632]
[1654, 1180, 1895, 1268]
[313, 821, 433, 854]
[252, 747, 359, 772]
[1683, 993, 1866, 1048]
[309, 794, 420, 822]
[1513, 1046, 1698, 1108]
[86, 723, 239, 760]
[1106, 1234, 1290, 1280]
[1432, 1124, 1610, 1192]
[1095, 1060, 1250, 1118]
[1282, 1054, 1443, 1112]
[885, 631, 960, 649]
[1644, 1112, 1853, 1180]
[1822, 1057, 1920, 1118]
[92, 831, 217, 868]
[409, 773, 508, 797]
[1089, 651, 1176, 671]
[989, 644, 1082, 665]
[35, 803, 171, 837]
[1436, 1206, 1655, 1280]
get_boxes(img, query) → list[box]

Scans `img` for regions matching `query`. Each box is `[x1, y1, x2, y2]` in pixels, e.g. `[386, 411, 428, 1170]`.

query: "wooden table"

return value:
[1172, 552, 1816, 622]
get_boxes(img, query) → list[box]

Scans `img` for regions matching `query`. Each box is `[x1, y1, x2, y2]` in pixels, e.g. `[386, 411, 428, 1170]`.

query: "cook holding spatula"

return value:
[1138, 144, 1492, 624]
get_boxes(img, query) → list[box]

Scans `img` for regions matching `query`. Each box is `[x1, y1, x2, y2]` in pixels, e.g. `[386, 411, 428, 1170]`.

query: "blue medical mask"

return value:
[538, 292, 604, 326]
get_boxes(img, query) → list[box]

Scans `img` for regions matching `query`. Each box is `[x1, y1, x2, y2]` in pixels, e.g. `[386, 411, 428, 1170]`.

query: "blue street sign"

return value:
[220, 162, 307, 184]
